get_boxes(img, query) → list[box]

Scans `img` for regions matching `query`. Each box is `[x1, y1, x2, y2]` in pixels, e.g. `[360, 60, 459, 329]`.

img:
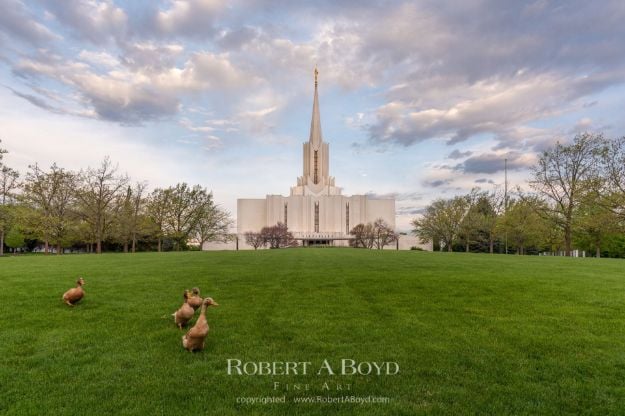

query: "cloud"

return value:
[155, 0, 225, 37]
[41, 0, 128, 44]
[0, 0, 60, 45]
[455, 151, 535, 174]
[12, 49, 254, 124]
[368, 71, 625, 147]
[448, 149, 472, 159]
[423, 179, 452, 188]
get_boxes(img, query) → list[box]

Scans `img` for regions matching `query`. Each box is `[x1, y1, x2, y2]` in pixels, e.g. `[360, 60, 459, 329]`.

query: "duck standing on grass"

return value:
[173, 291, 195, 329]
[182, 297, 219, 352]
[187, 287, 203, 311]
[62, 278, 85, 306]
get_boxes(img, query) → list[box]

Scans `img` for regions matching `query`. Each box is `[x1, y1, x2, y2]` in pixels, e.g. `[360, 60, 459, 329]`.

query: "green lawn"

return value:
[1, 250, 625, 415]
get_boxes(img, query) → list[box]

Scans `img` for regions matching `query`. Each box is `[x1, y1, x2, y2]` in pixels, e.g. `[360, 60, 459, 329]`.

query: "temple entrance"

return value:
[303, 239, 332, 247]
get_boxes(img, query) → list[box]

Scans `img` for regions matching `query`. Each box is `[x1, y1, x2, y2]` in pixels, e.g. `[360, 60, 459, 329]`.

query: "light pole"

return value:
[504, 158, 508, 254]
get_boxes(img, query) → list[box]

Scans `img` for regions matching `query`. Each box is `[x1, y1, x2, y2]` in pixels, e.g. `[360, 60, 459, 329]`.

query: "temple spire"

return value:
[309, 66, 322, 147]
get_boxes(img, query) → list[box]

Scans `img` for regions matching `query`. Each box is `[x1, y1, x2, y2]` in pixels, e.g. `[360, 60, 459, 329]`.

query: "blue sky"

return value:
[1, 0, 625, 230]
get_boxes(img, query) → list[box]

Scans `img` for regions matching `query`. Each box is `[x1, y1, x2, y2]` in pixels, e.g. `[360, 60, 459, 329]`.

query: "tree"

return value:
[602, 136, 625, 222]
[244, 231, 266, 250]
[146, 188, 171, 252]
[21, 164, 77, 255]
[76, 157, 128, 254]
[165, 183, 213, 250]
[0, 164, 20, 256]
[349, 223, 375, 249]
[465, 189, 506, 254]
[529, 133, 604, 256]
[114, 182, 147, 253]
[498, 196, 551, 255]
[260, 223, 297, 248]
[372, 218, 398, 250]
[195, 206, 233, 249]
[457, 189, 483, 252]
[574, 191, 620, 257]
[412, 196, 468, 252]
[4, 227, 25, 253]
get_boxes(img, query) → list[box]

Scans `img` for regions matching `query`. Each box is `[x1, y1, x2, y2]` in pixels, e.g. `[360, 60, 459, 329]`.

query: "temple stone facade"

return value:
[235, 68, 396, 248]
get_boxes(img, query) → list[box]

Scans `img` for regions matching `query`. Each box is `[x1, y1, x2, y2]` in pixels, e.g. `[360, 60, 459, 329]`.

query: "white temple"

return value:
[236, 68, 396, 247]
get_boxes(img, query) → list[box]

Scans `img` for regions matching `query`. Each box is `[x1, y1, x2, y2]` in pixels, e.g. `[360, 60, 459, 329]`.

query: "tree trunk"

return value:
[132, 234, 136, 253]
[447, 242, 452, 252]
[465, 242, 470, 253]
[564, 224, 572, 257]
[596, 246, 601, 258]
[123, 242, 128, 253]
[489, 238, 494, 254]
[44, 240, 49, 255]
[56, 243, 61, 255]
[96, 240, 102, 254]
[0, 230, 4, 256]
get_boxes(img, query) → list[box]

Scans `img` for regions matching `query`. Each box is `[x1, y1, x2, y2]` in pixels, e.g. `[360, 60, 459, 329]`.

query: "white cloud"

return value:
[156, 0, 225, 37]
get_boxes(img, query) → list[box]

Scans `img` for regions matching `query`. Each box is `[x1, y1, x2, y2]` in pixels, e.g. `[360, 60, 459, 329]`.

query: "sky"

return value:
[1, 0, 625, 231]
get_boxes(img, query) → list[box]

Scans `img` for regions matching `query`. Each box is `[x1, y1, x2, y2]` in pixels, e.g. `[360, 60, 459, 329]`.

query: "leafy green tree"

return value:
[195, 205, 233, 249]
[5, 227, 25, 253]
[146, 188, 171, 252]
[574, 192, 621, 257]
[498, 197, 551, 255]
[0, 167, 20, 256]
[22, 164, 77, 255]
[602, 136, 625, 223]
[0, 141, 20, 256]
[529, 133, 605, 256]
[164, 183, 213, 251]
[412, 196, 468, 252]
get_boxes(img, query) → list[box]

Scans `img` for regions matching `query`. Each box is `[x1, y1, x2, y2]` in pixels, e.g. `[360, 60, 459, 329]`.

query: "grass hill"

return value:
[1, 250, 624, 415]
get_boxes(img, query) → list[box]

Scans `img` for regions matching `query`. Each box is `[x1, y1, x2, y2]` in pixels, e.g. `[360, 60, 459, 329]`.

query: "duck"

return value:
[173, 290, 195, 329]
[187, 287, 203, 311]
[62, 277, 85, 306]
[182, 297, 219, 352]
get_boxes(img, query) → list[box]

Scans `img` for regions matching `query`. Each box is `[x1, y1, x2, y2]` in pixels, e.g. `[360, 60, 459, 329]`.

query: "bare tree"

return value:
[260, 223, 297, 248]
[529, 133, 604, 256]
[244, 231, 266, 250]
[76, 157, 128, 254]
[372, 218, 398, 250]
[349, 223, 375, 249]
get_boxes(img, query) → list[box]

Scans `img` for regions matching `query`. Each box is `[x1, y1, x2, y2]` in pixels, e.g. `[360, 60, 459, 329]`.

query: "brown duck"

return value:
[182, 297, 219, 352]
[173, 291, 194, 329]
[62, 278, 85, 306]
[187, 287, 203, 311]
